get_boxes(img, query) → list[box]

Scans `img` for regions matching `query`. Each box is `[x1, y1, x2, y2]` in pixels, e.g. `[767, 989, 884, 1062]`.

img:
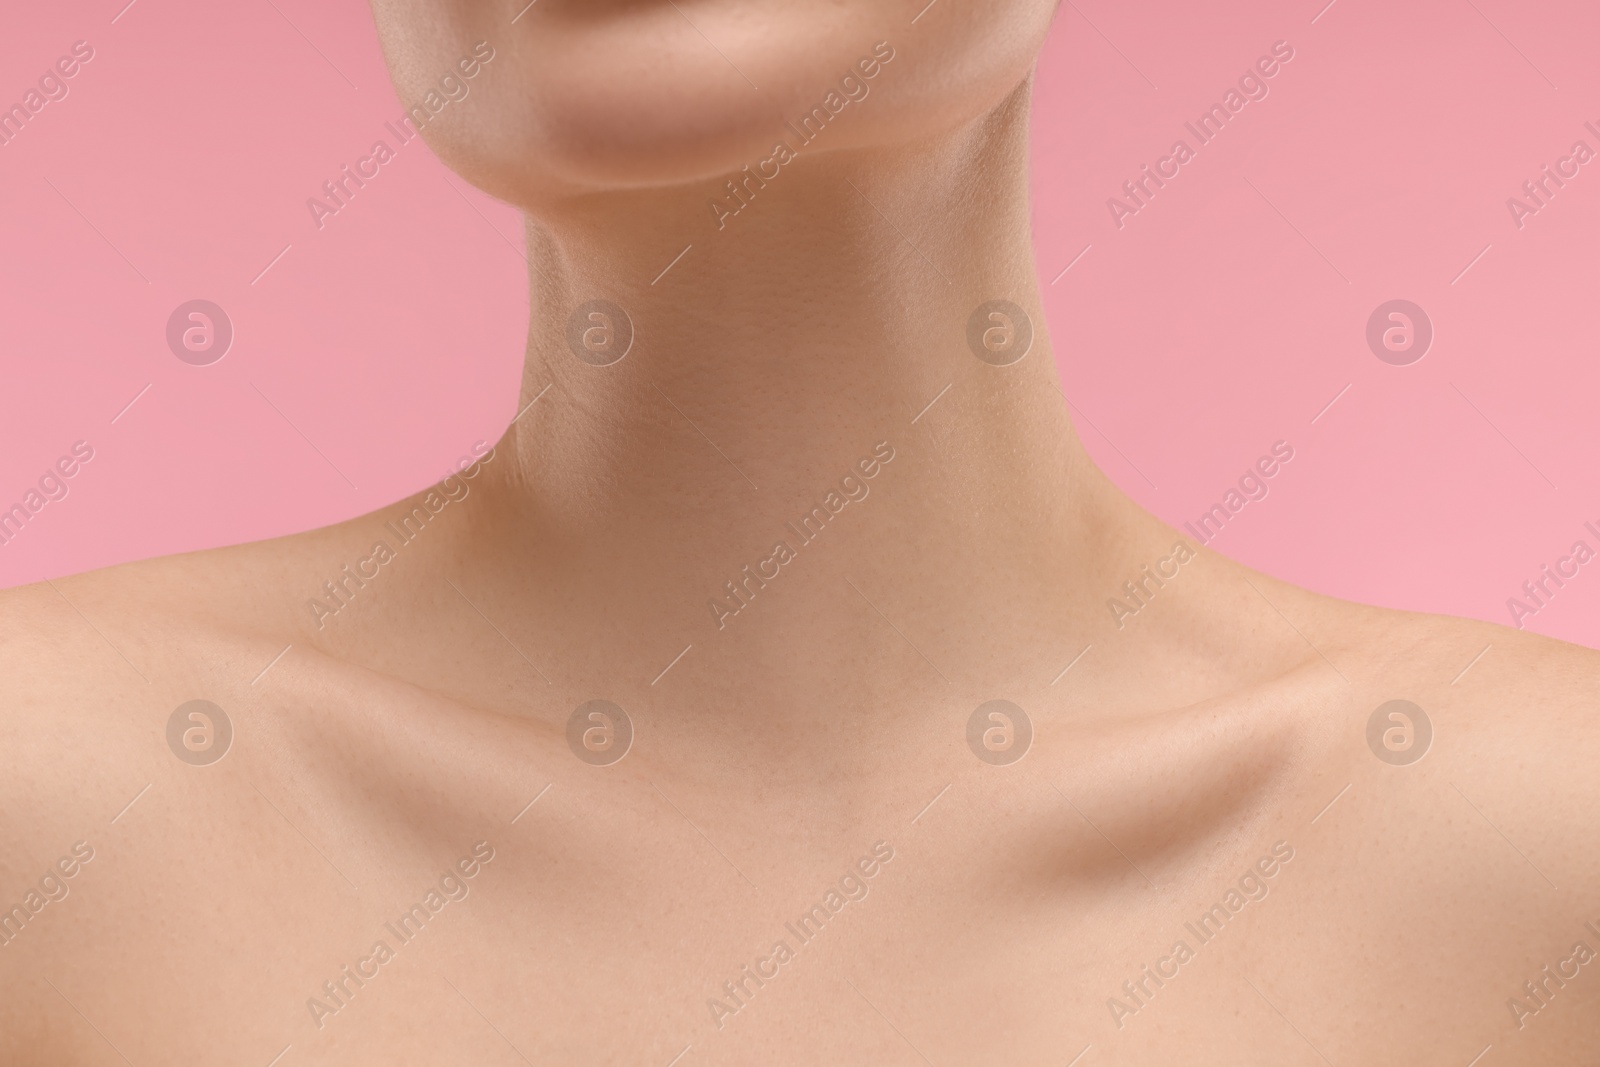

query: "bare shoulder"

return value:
[0, 520, 338, 681]
[0, 519, 357, 827]
[0, 478, 451, 703]
[1239, 572, 1600, 760]
[1307, 593, 1600, 936]
[1217, 588, 1600, 1053]
[1409, 610, 1600, 876]
[1270, 583, 1600, 819]
[0, 474, 493, 831]
[1336, 599, 1600, 771]
[0, 527, 310, 1053]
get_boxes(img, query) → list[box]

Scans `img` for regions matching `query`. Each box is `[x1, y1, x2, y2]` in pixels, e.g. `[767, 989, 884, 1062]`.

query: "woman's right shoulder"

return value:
[0, 537, 322, 826]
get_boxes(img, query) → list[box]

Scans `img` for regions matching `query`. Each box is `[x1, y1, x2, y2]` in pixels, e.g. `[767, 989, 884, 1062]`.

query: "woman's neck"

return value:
[454, 79, 1168, 720]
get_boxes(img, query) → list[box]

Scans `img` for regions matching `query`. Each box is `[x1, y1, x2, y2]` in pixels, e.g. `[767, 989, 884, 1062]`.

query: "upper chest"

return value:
[14, 652, 1595, 1065]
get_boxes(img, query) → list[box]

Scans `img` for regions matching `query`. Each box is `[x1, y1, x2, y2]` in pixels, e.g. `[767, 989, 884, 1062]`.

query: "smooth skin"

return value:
[2, 1, 1597, 1063]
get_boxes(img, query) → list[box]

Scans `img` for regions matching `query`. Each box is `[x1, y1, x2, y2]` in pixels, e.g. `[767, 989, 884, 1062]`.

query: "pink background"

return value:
[2, 0, 1597, 647]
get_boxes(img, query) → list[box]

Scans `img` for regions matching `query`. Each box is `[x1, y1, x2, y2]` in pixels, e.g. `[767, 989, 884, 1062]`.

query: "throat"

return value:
[391, 80, 1173, 728]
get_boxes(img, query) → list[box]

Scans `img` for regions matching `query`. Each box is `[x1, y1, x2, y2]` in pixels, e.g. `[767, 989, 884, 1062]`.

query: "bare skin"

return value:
[3, 4, 1598, 1064]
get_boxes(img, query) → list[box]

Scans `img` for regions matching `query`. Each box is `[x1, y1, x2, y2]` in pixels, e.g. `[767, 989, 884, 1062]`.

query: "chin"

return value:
[369, 0, 1058, 208]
